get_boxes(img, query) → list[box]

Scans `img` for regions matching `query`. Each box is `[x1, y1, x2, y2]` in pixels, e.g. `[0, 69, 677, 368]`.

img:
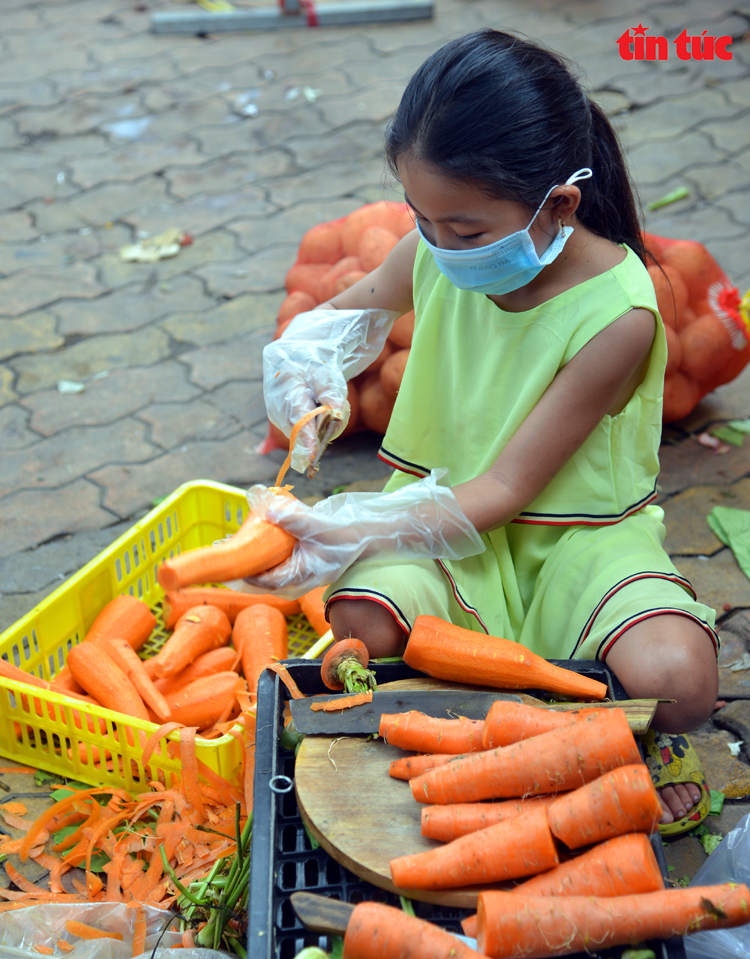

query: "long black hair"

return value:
[385, 30, 651, 265]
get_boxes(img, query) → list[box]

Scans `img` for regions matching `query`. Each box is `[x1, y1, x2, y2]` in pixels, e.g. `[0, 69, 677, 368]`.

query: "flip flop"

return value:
[640, 728, 711, 837]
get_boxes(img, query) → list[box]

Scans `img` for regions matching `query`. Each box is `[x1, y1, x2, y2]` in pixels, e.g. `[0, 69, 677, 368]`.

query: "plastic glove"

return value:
[262, 308, 399, 473]
[238, 469, 486, 598]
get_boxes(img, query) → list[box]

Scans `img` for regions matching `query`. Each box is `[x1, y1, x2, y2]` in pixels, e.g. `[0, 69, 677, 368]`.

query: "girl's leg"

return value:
[604, 612, 718, 824]
[329, 598, 407, 658]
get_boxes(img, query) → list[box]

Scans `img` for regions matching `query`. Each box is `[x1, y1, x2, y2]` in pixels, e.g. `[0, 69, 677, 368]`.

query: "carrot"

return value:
[343, 900, 486, 959]
[67, 643, 149, 721]
[297, 218, 345, 266]
[285, 262, 329, 297]
[0, 660, 107, 734]
[64, 921, 124, 942]
[151, 606, 232, 679]
[380, 712, 484, 754]
[163, 587, 299, 630]
[379, 347, 409, 398]
[154, 647, 240, 697]
[404, 616, 608, 700]
[421, 796, 561, 843]
[156, 510, 296, 592]
[358, 372, 395, 434]
[320, 638, 375, 693]
[341, 202, 413, 256]
[390, 803, 558, 890]
[514, 833, 664, 897]
[33, 946, 54, 954]
[56, 941, 75, 953]
[278, 290, 317, 325]
[309, 691, 373, 711]
[476, 884, 750, 958]
[165, 672, 243, 729]
[102, 637, 171, 722]
[234, 604, 288, 700]
[680, 311, 733, 381]
[298, 585, 329, 636]
[389, 752, 458, 781]
[546, 763, 662, 849]
[482, 701, 587, 749]
[388, 309, 415, 348]
[318, 255, 363, 302]
[663, 370, 701, 423]
[85, 594, 157, 652]
[410, 708, 641, 804]
[358, 226, 399, 272]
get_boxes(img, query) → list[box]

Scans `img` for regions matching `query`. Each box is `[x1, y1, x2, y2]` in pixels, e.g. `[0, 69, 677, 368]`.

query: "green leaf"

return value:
[52, 823, 80, 845]
[668, 865, 675, 872]
[728, 418, 750, 434]
[49, 782, 92, 802]
[399, 896, 415, 917]
[331, 486, 346, 495]
[699, 832, 723, 855]
[647, 186, 690, 211]
[303, 823, 320, 850]
[151, 495, 168, 507]
[711, 426, 745, 447]
[622, 950, 657, 959]
[710, 789, 726, 815]
[330, 936, 344, 959]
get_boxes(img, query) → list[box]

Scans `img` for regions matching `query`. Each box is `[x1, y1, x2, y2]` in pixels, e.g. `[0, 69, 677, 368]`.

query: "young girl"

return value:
[253, 30, 719, 832]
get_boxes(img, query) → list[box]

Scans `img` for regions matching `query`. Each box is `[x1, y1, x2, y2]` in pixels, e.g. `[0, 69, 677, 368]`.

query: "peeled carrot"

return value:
[165, 672, 243, 729]
[546, 763, 661, 849]
[476, 884, 750, 958]
[380, 711, 484, 754]
[102, 637, 171, 722]
[64, 921, 124, 941]
[67, 643, 148, 721]
[343, 900, 486, 959]
[154, 647, 240, 696]
[482, 701, 585, 749]
[421, 796, 560, 843]
[389, 752, 458, 781]
[151, 606, 232, 679]
[157, 509, 296, 592]
[410, 708, 641, 805]
[162, 587, 299, 630]
[85, 594, 156, 651]
[0, 660, 106, 734]
[514, 833, 664, 898]
[390, 803, 558, 891]
[404, 616, 608, 700]
[298, 586, 329, 636]
[234, 604, 288, 700]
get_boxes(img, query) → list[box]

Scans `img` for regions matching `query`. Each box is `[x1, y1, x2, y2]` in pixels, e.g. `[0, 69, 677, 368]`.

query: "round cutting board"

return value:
[294, 734, 503, 907]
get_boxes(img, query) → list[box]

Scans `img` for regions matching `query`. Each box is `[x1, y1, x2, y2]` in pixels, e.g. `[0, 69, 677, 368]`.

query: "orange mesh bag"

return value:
[643, 231, 750, 422]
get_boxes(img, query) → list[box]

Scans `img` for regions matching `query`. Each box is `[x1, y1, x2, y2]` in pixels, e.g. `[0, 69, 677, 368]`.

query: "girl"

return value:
[253, 30, 719, 832]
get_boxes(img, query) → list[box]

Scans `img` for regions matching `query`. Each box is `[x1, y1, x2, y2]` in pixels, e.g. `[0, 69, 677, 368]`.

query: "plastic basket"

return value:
[0, 480, 323, 793]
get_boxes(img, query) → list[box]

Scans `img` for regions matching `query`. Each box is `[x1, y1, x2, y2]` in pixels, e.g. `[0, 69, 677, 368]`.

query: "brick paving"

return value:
[1, 0, 750, 880]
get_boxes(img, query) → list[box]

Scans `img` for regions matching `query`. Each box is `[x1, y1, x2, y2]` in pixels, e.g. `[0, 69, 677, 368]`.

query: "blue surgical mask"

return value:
[416, 168, 593, 295]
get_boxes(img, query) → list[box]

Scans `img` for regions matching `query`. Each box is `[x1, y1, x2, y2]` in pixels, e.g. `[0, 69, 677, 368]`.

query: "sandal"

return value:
[640, 728, 711, 837]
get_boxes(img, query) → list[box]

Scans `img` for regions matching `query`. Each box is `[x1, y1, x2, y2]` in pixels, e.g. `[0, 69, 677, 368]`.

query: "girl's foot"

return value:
[658, 781, 703, 824]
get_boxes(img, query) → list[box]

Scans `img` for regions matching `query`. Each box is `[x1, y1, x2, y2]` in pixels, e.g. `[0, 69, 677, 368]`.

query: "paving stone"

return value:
[674, 548, 750, 620]
[718, 612, 750, 698]
[253, 107, 334, 149]
[0, 47, 90, 87]
[683, 156, 750, 202]
[0, 167, 78, 213]
[194, 244, 298, 297]
[0, 418, 159, 501]
[20, 361, 202, 436]
[165, 151, 293, 200]
[138, 397, 243, 449]
[21, 135, 115, 167]
[620, 89, 737, 149]
[691, 725, 750, 799]
[130, 99, 233, 142]
[723, 79, 750, 110]
[706, 234, 750, 290]
[662, 481, 750, 556]
[658, 435, 750, 495]
[644, 199, 747, 243]
[26, 177, 173, 233]
[283, 126, 386, 172]
[14, 94, 146, 139]
[315, 82, 404, 128]
[0, 80, 59, 110]
[266, 157, 389, 209]
[10, 326, 171, 393]
[0, 405, 38, 451]
[161, 292, 281, 347]
[714, 701, 750, 760]
[204, 380, 268, 431]
[89, 436, 280, 519]
[0, 479, 116, 560]
[229, 198, 362, 255]
[1, 231, 106, 274]
[180, 327, 273, 389]
[70, 136, 206, 189]
[0, 263, 109, 317]
[54, 274, 215, 336]
[0, 211, 39, 242]
[628, 130, 728, 187]
[190, 121, 267, 159]
[0, 365, 17, 408]
[0, 313, 63, 363]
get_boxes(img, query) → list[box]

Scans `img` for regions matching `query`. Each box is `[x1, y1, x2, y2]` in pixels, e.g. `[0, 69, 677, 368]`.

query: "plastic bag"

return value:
[0, 902, 231, 959]
[684, 813, 750, 958]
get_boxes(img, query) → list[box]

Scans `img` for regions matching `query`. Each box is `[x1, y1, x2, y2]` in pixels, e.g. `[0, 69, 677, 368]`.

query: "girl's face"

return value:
[398, 154, 573, 255]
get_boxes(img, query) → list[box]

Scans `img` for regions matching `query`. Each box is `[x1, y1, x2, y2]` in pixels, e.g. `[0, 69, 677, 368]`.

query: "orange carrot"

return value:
[482, 700, 586, 749]
[266, 662, 305, 700]
[389, 753, 458, 781]
[546, 763, 661, 849]
[56, 941, 75, 953]
[162, 587, 299, 630]
[298, 586, 329, 636]
[476, 884, 750, 958]
[33, 946, 54, 954]
[234, 604, 288, 700]
[390, 803, 558, 890]
[154, 647, 240, 696]
[102, 637, 171, 722]
[380, 711, 484, 754]
[320, 638, 375, 693]
[0, 660, 107, 734]
[165, 672, 243, 729]
[404, 616, 608, 700]
[67, 643, 149, 721]
[85, 594, 156, 652]
[309, 691, 373, 711]
[343, 900, 486, 959]
[64, 921, 124, 941]
[410, 708, 641, 805]
[421, 796, 561, 843]
[514, 833, 664, 897]
[151, 606, 232, 679]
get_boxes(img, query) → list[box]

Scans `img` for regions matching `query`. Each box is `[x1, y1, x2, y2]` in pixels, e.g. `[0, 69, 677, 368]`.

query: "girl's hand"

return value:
[236, 471, 486, 598]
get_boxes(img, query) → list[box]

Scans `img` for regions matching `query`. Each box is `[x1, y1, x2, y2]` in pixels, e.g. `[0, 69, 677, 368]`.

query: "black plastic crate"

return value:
[248, 658, 686, 959]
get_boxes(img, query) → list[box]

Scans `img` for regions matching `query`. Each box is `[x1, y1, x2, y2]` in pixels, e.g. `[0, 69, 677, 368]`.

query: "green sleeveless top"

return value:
[379, 241, 666, 526]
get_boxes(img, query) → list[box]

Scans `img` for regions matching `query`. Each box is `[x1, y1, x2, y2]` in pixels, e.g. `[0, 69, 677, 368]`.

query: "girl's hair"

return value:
[385, 30, 651, 264]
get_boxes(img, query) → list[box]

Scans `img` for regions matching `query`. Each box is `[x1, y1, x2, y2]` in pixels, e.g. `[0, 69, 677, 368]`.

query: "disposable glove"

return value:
[234, 469, 486, 598]
[262, 308, 398, 474]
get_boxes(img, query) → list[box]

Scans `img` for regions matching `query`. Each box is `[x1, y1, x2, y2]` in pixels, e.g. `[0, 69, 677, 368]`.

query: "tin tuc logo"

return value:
[617, 23, 733, 60]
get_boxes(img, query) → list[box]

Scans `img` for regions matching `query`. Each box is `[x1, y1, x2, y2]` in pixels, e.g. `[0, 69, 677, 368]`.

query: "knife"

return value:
[289, 689, 522, 734]
[290, 891, 479, 950]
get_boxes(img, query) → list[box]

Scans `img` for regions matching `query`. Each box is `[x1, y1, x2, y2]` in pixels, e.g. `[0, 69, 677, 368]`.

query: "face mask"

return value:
[416, 168, 593, 295]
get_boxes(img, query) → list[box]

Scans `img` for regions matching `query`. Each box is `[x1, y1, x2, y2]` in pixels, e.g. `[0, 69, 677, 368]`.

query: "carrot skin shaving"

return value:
[380, 711, 484, 754]
[56, 941, 75, 953]
[65, 921, 124, 941]
[33, 946, 54, 954]
[275, 404, 332, 487]
[266, 662, 305, 699]
[310, 691, 373, 711]
[179, 727, 206, 820]
[20, 787, 130, 862]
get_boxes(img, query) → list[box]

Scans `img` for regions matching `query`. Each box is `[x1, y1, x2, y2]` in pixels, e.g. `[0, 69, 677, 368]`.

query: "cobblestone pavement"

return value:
[1, 0, 750, 881]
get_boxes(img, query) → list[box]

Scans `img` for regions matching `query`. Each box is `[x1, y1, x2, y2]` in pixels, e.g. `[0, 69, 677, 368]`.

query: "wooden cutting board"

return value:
[294, 733, 505, 907]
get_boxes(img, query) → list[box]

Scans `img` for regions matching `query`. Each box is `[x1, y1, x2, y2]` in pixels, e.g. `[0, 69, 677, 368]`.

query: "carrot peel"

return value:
[310, 691, 373, 711]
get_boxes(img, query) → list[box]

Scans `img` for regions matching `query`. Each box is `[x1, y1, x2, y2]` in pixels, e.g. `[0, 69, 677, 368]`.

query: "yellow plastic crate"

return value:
[0, 480, 332, 793]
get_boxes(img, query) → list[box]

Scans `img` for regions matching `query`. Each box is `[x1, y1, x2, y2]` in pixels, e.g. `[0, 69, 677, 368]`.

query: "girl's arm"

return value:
[452, 308, 657, 534]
